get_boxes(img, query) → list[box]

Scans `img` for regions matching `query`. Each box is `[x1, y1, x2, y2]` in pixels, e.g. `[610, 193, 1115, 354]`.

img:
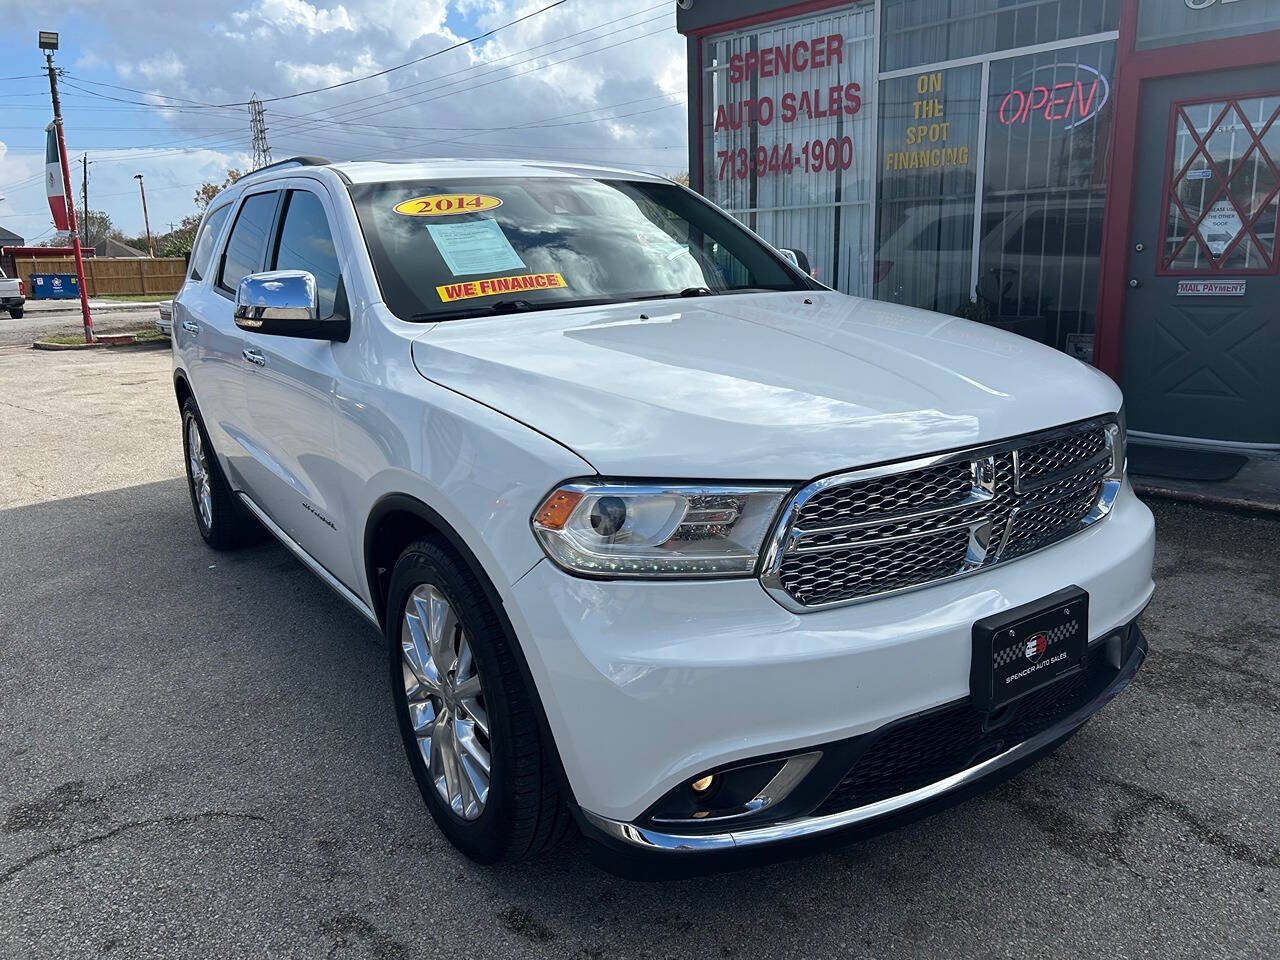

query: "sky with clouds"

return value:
[0, 0, 688, 241]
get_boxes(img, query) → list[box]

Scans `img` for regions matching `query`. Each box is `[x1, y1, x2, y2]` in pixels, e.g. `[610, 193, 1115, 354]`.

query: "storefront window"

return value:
[700, 3, 876, 294]
[1137, 0, 1280, 51]
[874, 66, 982, 313]
[880, 0, 1118, 73]
[1162, 95, 1280, 273]
[977, 41, 1117, 357]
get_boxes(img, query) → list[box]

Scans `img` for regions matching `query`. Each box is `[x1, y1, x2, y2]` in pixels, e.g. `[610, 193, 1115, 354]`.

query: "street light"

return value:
[133, 173, 154, 257]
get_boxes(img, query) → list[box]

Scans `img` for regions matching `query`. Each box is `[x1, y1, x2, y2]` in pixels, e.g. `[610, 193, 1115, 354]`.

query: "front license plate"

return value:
[971, 586, 1088, 713]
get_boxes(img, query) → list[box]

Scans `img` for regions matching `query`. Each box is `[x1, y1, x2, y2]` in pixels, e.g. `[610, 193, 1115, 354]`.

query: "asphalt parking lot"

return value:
[0, 301, 163, 348]
[1, 345, 1277, 959]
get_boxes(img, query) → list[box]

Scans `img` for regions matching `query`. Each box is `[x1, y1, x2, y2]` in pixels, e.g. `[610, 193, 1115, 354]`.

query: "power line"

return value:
[264, 15, 674, 138]
[231, 0, 577, 106]
[268, 3, 668, 129]
[56, 2, 666, 136]
[58, 0, 579, 111]
[44, 2, 674, 165]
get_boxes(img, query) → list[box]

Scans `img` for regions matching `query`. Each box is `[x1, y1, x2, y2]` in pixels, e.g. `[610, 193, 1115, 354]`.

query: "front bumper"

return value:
[580, 622, 1145, 871]
[505, 480, 1154, 863]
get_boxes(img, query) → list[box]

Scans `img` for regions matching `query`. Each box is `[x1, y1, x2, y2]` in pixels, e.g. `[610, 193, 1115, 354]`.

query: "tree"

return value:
[37, 211, 123, 249]
[669, 170, 690, 187]
[152, 214, 202, 258]
[194, 169, 244, 210]
[81, 209, 125, 248]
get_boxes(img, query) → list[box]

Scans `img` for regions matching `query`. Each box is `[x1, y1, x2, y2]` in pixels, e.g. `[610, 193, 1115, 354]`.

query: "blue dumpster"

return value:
[30, 274, 80, 300]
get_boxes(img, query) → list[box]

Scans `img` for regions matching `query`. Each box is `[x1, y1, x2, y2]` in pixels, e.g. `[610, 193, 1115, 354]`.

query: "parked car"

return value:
[875, 199, 1105, 352]
[155, 299, 173, 337]
[170, 157, 1153, 874]
[0, 268, 24, 318]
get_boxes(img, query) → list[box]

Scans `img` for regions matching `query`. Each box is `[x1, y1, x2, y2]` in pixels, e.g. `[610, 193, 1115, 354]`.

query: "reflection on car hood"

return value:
[409, 291, 1122, 480]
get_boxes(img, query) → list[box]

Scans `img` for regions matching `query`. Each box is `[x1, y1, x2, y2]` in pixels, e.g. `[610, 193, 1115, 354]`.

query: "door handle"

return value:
[181, 320, 200, 335]
[242, 348, 266, 366]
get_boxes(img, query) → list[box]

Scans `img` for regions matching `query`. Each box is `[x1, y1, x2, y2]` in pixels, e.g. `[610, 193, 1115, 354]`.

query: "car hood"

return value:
[409, 291, 1122, 480]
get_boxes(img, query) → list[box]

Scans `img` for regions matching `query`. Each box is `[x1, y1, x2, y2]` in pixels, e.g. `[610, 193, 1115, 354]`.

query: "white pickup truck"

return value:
[0, 268, 24, 318]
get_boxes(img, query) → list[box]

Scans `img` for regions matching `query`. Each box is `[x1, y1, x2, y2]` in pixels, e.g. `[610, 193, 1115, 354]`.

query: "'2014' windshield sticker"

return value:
[437, 272, 567, 303]
[393, 194, 502, 217]
[427, 219, 525, 276]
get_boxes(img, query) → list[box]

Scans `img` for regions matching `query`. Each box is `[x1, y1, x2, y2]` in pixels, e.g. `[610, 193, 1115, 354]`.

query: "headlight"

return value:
[531, 481, 791, 577]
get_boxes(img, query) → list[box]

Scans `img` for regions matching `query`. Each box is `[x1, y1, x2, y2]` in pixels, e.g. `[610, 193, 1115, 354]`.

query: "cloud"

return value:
[231, 0, 356, 36]
[0, 1, 689, 238]
[131, 52, 187, 83]
[0, 146, 252, 240]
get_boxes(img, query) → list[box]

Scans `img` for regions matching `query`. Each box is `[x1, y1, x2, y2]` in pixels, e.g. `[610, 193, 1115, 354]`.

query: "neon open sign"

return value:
[997, 63, 1110, 130]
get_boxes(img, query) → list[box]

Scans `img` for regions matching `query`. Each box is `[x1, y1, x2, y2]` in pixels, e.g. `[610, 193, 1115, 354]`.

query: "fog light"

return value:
[690, 775, 716, 793]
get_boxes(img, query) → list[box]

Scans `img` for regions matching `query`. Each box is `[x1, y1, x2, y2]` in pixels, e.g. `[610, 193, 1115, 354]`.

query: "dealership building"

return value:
[675, 0, 1280, 469]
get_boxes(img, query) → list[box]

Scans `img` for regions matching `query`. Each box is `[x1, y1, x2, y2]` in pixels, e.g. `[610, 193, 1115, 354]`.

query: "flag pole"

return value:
[41, 35, 93, 343]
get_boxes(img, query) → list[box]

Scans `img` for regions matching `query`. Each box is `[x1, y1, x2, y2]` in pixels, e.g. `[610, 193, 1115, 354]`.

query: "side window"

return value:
[272, 190, 342, 318]
[218, 191, 280, 295]
[189, 204, 232, 282]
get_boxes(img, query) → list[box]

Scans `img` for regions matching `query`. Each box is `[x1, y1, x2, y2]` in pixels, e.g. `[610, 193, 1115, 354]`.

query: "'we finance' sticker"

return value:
[437, 272, 567, 303]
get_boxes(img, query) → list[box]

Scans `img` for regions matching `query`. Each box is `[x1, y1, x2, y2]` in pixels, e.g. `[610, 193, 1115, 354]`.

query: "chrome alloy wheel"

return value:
[401, 584, 491, 820]
[186, 417, 213, 530]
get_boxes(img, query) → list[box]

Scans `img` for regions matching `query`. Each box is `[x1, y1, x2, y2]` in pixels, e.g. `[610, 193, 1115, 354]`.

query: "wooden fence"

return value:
[12, 256, 186, 297]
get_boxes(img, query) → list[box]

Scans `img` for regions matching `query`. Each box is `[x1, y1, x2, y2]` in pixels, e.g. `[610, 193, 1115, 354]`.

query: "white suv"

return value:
[171, 157, 1154, 874]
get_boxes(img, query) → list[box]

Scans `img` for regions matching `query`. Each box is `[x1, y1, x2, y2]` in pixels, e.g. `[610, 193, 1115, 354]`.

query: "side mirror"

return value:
[779, 247, 813, 277]
[234, 270, 348, 341]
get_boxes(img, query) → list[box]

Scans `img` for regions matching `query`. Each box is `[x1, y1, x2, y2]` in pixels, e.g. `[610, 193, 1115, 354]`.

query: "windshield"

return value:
[348, 176, 813, 321]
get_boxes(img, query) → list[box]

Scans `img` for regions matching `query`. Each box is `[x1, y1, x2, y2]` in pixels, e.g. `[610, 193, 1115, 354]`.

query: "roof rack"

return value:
[244, 156, 330, 176]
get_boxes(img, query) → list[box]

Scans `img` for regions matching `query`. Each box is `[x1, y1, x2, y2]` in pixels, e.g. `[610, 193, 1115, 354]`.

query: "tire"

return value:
[180, 396, 262, 549]
[8, 307, 22, 319]
[387, 538, 573, 864]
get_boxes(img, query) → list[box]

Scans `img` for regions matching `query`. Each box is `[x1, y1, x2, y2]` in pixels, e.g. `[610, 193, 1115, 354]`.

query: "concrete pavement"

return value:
[1, 348, 1277, 959]
[0, 303, 162, 347]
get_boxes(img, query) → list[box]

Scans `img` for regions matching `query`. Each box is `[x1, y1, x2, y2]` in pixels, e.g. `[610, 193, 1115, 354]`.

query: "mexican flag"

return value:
[45, 122, 69, 232]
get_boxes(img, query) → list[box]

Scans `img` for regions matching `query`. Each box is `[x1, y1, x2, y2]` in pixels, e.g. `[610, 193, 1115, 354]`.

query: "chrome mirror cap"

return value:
[234, 270, 318, 326]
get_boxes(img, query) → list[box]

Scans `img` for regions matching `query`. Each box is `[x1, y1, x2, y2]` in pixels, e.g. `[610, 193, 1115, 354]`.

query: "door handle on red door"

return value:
[242, 348, 266, 366]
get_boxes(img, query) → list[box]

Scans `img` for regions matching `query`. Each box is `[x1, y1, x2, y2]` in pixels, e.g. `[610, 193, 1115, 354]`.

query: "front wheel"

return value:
[387, 539, 572, 863]
[180, 396, 261, 549]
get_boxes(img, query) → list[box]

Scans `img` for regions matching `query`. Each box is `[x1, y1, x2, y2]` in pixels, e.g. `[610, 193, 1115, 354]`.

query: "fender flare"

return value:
[363, 492, 578, 806]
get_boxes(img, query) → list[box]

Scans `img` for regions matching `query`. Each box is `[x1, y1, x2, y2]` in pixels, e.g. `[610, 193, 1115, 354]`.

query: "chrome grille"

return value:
[762, 420, 1120, 609]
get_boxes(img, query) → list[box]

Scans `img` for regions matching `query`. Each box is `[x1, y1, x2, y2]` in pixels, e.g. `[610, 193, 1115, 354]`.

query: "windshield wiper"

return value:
[411, 296, 635, 323]
[488, 298, 537, 314]
[679, 286, 716, 297]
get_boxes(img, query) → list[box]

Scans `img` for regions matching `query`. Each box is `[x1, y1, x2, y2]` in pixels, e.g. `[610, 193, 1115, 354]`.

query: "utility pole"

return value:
[80, 153, 90, 246]
[249, 94, 272, 170]
[133, 174, 154, 257]
[40, 31, 93, 343]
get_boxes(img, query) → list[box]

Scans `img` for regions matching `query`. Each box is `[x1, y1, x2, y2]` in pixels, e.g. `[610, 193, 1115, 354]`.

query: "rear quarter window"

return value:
[189, 204, 232, 282]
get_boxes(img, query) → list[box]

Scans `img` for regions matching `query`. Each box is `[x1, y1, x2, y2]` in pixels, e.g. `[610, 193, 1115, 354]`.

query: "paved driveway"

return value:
[1, 348, 1276, 959]
[0, 302, 161, 347]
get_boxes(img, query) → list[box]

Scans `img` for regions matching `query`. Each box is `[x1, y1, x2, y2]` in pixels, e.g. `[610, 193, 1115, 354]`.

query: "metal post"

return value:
[134, 174, 154, 257]
[44, 48, 93, 343]
[80, 153, 89, 246]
